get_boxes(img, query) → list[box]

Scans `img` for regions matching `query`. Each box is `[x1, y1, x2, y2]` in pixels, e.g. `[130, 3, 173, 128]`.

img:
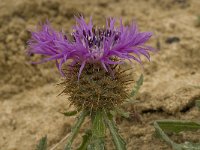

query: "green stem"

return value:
[64, 110, 88, 150]
[89, 110, 106, 150]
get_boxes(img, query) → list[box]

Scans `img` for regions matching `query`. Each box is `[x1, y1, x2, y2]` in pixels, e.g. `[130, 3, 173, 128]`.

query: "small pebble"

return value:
[165, 37, 180, 44]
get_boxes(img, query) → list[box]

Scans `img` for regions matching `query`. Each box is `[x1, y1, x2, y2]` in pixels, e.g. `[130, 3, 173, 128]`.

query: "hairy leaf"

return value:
[64, 110, 88, 150]
[154, 120, 200, 150]
[130, 74, 143, 97]
[155, 120, 200, 133]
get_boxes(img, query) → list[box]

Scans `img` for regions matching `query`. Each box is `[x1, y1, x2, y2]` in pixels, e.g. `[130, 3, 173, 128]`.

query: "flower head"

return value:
[28, 16, 153, 78]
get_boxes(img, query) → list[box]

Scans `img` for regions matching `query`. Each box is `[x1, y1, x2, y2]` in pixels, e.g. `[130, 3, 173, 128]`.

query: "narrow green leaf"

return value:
[104, 111, 126, 150]
[130, 74, 143, 97]
[154, 120, 200, 150]
[125, 74, 143, 104]
[60, 109, 80, 116]
[77, 130, 92, 150]
[195, 100, 200, 109]
[36, 136, 47, 150]
[64, 110, 88, 150]
[154, 121, 181, 150]
[156, 120, 200, 133]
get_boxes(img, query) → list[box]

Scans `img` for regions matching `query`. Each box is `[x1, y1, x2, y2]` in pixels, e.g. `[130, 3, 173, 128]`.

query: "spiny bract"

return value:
[62, 63, 133, 111]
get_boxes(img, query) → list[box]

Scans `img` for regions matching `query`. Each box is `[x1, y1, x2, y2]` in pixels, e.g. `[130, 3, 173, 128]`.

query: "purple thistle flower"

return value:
[28, 16, 154, 78]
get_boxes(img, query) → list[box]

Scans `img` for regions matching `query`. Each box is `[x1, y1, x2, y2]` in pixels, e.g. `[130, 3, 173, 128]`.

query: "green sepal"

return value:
[35, 136, 47, 150]
[154, 120, 200, 150]
[104, 111, 126, 150]
[77, 130, 92, 150]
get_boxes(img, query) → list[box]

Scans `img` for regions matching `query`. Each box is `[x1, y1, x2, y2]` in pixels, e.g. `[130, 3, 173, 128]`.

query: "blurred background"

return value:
[0, 0, 200, 149]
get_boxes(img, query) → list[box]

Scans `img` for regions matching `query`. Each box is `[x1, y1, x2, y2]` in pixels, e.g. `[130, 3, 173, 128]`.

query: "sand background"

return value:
[0, 0, 200, 149]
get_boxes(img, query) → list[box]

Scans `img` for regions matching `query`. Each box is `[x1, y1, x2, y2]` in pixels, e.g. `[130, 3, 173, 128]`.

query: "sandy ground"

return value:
[0, 0, 200, 149]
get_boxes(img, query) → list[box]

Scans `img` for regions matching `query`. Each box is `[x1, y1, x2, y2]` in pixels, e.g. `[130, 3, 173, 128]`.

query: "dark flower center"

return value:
[72, 28, 120, 49]
[85, 28, 120, 48]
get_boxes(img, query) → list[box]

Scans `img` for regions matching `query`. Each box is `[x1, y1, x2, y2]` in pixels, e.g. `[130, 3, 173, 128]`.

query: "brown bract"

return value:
[61, 63, 133, 111]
